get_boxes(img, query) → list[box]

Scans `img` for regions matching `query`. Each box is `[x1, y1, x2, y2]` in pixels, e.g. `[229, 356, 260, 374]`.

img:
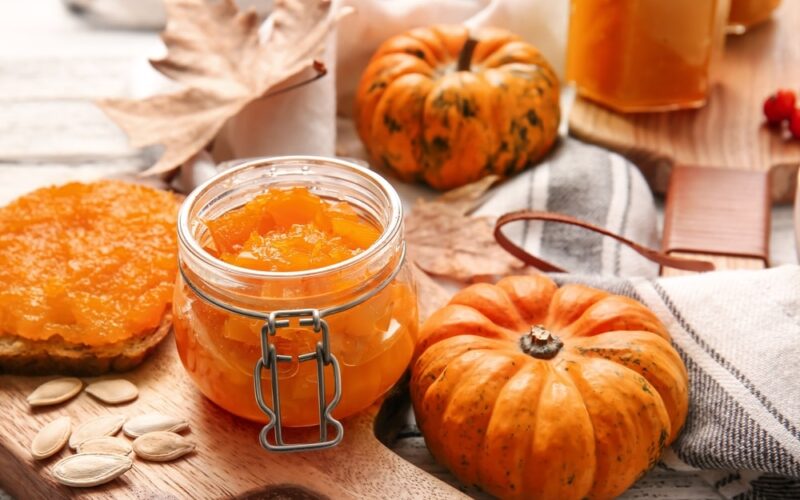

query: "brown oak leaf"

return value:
[98, 0, 349, 175]
[409, 262, 452, 323]
[405, 175, 524, 282]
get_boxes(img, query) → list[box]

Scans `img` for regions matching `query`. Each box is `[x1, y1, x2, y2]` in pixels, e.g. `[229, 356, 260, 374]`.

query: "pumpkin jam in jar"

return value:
[567, 0, 730, 112]
[728, 0, 781, 33]
[174, 157, 417, 428]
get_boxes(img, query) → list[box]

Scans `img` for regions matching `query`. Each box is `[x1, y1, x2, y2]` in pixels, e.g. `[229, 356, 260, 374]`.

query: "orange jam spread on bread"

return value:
[0, 181, 179, 346]
[204, 187, 381, 271]
[175, 187, 416, 426]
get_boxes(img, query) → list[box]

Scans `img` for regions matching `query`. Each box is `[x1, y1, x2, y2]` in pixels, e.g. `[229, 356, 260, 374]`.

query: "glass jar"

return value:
[727, 0, 781, 34]
[566, 0, 731, 112]
[174, 156, 417, 451]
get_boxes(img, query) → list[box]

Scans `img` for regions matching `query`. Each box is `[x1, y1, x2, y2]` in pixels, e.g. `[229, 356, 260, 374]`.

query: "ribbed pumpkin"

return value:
[411, 274, 689, 500]
[354, 25, 560, 190]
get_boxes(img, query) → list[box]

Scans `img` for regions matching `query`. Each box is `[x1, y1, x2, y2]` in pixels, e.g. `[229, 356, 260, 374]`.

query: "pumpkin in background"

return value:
[411, 274, 689, 500]
[354, 25, 560, 190]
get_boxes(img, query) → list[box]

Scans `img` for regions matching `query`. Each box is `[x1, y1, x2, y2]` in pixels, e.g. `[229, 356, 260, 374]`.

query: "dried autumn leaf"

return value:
[405, 176, 524, 282]
[409, 262, 451, 322]
[434, 174, 503, 215]
[98, 0, 349, 175]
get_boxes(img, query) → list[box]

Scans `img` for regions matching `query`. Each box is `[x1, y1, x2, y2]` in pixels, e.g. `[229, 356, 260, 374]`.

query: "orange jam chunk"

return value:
[204, 187, 381, 271]
[177, 187, 416, 426]
[0, 181, 179, 345]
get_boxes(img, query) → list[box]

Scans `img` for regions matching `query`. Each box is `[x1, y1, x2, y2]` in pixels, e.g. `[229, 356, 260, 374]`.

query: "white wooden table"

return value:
[1, 2, 796, 498]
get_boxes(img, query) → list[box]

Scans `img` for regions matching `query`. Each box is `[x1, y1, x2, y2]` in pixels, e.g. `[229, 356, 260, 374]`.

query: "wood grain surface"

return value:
[796, 177, 800, 262]
[0, 334, 464, 500]
[568, 0, 800, 204]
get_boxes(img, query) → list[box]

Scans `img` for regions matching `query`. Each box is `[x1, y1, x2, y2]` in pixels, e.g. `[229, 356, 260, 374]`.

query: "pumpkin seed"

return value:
[85, 379, 138, 405]
[77, 436, 132, 456]
[52, 453, 132, 487]
[27, 378, 83, 407]
[30, 416, 71, 460]
[69, 415, 126, 449]
[123, 413, 188, 438]
[132, 431, 195, 462]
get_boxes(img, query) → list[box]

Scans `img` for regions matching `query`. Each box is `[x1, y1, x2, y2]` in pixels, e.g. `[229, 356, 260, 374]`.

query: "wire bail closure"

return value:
[253, 309, 343, 452]
[178, 243, 407, 453]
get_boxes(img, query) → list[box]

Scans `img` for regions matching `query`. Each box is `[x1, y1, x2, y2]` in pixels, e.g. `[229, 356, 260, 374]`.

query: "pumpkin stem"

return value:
[457, 37, 478, 72]
[519, 325, 563, 360]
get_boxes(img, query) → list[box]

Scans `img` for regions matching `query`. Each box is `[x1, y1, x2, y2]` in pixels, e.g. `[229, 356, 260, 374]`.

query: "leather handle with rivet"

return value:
[494, 210, 715, 274]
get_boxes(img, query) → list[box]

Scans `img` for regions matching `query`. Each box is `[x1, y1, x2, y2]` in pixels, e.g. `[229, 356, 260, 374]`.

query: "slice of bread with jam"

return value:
[0, 180, 180, 375]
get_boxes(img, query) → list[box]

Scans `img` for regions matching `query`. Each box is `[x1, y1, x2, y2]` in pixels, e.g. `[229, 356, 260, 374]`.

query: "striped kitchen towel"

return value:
[397, 267, 800, 500]
[475, 137, 661, 277]
[554, 267, 800, 499]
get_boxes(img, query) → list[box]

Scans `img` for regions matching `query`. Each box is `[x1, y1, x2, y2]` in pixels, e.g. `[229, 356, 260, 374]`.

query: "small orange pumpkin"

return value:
[411, 274, 689, 500]
[355, 25, 560, 190]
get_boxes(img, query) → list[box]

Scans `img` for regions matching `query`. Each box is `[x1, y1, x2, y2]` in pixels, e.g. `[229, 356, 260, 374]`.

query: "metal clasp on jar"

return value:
[178, 243, 406, 453]
[254, 309, 343, 452]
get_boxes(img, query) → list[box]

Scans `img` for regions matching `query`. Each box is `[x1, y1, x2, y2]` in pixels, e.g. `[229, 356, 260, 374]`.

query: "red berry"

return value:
[763, 89, 796, 125]
[789, 108, 800, 139]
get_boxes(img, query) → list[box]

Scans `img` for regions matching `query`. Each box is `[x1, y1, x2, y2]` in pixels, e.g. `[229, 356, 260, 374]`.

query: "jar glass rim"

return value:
[177, 155, 403, 280]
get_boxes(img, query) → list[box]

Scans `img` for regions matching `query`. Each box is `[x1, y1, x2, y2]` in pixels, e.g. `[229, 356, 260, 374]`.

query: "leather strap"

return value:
[494, 210, 715, 273]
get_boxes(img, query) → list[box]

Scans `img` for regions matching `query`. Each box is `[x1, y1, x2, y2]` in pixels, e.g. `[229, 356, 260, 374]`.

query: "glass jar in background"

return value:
[566, 0, 731, 112]
[727, 0, 781, 34]
[174, 156, 417, 450]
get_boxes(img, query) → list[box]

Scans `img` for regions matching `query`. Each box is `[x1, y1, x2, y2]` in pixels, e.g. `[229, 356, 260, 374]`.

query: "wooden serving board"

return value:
[796, 180, 800, 261]
[568, 0, 800, 205]
[0, 335, 464, 499]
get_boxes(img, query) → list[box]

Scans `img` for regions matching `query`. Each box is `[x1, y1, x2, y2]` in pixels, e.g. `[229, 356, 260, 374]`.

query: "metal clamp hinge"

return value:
[253, 309, 343, 452]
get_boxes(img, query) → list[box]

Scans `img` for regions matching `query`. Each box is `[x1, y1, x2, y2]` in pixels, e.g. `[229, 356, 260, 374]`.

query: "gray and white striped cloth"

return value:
[475, 137, 661, 277]
[553, 268, 800, 499]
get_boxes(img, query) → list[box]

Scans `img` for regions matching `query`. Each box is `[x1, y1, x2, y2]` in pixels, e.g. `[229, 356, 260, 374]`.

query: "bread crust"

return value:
[0, 313, 172, 376]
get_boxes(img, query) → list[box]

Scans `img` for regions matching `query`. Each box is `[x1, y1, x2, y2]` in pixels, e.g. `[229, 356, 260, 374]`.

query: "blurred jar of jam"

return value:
[567, 0, 731, 112]
[727, 0, 781, 34]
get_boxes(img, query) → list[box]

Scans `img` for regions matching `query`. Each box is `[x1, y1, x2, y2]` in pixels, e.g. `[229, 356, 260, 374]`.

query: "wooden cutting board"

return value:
[796, 184, 800, 261]
[0, 335, 464, 499]
[569, 0, 800, 275]
[568, 0, 800, 205]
